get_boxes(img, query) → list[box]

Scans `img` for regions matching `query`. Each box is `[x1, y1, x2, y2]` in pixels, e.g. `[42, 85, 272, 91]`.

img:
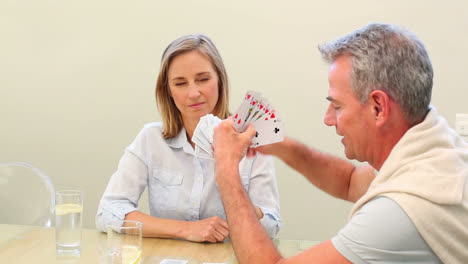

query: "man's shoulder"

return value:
[332, 196, 441, 263]
[348, 197, 419, 240]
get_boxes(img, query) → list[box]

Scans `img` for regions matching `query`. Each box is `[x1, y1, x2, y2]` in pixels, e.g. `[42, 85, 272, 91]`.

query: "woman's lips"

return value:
[189, 102, 205, 108]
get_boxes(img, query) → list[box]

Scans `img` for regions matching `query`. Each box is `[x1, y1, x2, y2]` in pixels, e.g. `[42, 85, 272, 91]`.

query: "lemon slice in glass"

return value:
[55, 204, 83, 216]
[121, 245, 142, 264]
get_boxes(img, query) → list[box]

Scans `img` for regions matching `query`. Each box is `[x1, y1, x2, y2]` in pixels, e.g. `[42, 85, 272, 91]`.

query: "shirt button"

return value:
[197, 177, 201, 182]
[193, 203, 197, 207]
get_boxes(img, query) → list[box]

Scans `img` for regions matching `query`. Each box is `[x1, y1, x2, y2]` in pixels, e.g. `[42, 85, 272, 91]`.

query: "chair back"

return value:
[0, 162, 55, 227]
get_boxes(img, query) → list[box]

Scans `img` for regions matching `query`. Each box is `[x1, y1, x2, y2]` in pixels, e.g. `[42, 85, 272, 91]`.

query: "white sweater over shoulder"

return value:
[350, 107, 468, 264]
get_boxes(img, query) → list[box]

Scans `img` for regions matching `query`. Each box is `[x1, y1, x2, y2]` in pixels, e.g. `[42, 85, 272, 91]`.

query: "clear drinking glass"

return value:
[55, 190, 83, 254]
[107, 220, 143, 264]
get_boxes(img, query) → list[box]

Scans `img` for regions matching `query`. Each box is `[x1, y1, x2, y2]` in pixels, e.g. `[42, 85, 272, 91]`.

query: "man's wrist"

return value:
[215, 160, 238, 175]
[216, 163, 242, 185]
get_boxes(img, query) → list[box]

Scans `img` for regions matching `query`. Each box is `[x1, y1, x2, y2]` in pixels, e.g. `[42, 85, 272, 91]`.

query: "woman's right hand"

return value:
[183, 216, 229, 243]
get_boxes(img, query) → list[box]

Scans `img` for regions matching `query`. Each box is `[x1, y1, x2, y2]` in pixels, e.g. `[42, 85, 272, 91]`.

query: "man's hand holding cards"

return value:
[232, 91, 284, 147]
[192, 91, 284, 159]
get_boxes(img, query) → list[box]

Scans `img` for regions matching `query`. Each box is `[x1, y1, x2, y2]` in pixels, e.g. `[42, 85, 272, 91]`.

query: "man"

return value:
[213, 23, 468, 263]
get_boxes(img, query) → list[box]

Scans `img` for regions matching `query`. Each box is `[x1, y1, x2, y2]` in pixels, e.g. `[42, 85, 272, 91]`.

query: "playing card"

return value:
[233, 91, 261, 132]
[192, 114, 222, 159]
[240, 98, 261, 131]
[193, 91, 284, 158]
[198, 114, 214, 143]
[251, 109, 284, 147]
[232, 98, 250, 131]
[208, 116, 222, 143]
[192, 115, 214, 155]
[246, 99, 270, 125]
[195, 144, 213, 160]
[232, 91, 284, 147]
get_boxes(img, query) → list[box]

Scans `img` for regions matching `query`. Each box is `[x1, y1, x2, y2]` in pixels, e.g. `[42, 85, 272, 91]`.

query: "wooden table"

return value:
[0, 224, 319, 263]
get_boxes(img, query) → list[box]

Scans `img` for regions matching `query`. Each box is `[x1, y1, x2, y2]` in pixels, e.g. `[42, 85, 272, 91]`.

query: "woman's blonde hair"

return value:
[156, 34, 230, 139]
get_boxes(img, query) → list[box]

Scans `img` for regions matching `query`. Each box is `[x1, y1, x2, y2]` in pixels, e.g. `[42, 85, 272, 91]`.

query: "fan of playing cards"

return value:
[192, 91, 284, 159]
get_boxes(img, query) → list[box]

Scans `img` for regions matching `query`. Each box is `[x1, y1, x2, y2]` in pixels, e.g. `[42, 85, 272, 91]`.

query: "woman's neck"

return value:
[183, 118, 199, 148]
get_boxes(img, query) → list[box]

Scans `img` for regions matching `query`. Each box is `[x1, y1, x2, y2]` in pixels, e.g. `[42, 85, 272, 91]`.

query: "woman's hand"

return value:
[183, 216, 229, 243]
[254, 206, 264, 219]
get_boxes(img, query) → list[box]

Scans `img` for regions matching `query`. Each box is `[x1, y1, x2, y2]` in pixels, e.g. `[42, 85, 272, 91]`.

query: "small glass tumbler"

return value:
[55, 190, 83, 254]
[107, 220, 143, 264]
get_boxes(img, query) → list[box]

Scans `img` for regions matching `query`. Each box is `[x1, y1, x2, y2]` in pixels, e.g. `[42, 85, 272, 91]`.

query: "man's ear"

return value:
[368, 90, 390, 127]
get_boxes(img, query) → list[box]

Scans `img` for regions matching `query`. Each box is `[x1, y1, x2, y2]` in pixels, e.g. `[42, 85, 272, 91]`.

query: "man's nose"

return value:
[324, 104, 336, 126]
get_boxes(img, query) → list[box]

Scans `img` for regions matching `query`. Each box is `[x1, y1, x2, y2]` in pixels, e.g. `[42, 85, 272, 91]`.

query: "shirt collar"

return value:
[165, 127, 188, 149]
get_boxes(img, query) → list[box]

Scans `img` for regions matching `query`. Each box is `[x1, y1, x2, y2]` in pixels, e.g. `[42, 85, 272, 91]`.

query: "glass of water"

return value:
[55, 190, 83, 254]
[107, 220, 143, 264]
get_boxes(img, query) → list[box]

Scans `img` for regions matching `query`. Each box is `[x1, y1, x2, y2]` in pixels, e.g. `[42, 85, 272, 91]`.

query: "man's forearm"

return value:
[273, 137, 356, 200]
[217, 165, 282, 264]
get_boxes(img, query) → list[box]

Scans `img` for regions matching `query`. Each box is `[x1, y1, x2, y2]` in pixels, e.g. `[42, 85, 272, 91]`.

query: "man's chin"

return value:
[344, 149, 357, 161]
[345, 151, 367, 163]
[344, 152, 354, 160]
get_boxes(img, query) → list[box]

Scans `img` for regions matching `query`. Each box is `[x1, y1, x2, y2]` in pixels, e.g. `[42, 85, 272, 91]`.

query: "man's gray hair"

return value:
[318, 23, 433, 125]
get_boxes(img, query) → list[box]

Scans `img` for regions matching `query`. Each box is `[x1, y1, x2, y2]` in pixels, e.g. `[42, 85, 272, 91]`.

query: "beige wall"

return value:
[2, 0, 467, 241]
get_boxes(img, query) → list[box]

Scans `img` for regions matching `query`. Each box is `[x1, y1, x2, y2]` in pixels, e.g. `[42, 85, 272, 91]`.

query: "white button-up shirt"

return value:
[96, 122, 281, 237]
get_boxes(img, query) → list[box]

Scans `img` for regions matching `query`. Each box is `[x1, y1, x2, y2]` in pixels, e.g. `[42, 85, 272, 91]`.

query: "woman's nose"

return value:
[188, 84, 201, 98]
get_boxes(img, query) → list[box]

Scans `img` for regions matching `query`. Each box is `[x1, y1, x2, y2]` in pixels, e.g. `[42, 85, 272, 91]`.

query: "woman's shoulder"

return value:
[142, 122, 163, 130]
[132, 122, 164, 141]
[138, 122, 164, 134]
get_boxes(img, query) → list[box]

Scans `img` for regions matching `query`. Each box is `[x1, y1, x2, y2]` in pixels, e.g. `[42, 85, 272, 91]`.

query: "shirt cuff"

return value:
[96, 201, 138, 232]
[259, 209, 282, 238]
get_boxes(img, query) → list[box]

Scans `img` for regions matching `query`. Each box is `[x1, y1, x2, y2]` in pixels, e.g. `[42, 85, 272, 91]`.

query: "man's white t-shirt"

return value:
[332, 196, 442, 263]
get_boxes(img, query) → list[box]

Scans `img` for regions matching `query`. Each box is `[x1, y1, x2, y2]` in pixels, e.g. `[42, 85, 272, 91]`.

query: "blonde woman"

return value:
[96, 34, 281, 242]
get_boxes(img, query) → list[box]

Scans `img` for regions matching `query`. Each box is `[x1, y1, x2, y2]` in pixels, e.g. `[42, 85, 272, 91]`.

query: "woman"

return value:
[96, 34, 281, 242]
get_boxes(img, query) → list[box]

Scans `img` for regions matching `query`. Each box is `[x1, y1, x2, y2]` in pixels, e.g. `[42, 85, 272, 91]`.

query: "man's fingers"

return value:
[243, 124, 257, 140]
[220, 118, 234, 129]
[247, 147, 257, 157]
